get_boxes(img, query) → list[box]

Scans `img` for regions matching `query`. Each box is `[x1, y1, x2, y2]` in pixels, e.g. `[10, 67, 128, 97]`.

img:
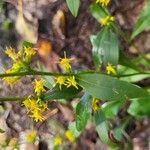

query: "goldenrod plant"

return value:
[0, 0, 150, 149]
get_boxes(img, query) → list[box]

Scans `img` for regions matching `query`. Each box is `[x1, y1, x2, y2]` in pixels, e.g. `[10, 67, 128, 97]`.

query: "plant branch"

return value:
[0, 96, 27, 102]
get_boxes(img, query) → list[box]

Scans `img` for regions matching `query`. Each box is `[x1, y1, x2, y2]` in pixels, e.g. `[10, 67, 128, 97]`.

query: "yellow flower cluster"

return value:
[54, 130, 76, 147]
[3, 46, 36, 85]
[23, 79, 47, 122]
[26, 130, 37, 143]
[96, 0, 110, 7]
[106, 63, 117, 75]
[34, 79, 46, 96]
[92, 98, 100, 112]
[59, 52, 72, 71]
[55, 75, 78, 90]
[55, 52, 78, 90]
[100, 16, 115, 26]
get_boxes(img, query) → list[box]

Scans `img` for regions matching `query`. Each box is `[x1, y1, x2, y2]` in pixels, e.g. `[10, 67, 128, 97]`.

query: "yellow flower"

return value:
[55, 76, 66, 89]
[66, 76, 78, 89]
[106, 63, 117, 75]
[24, 47, 36, 57]
[65, 130, 75, 142]
[34, 79, 46, 96]
[59, 52, 72, 71]
[23, 97, 39, 111]
[100, 16, 115, 26]
[96, 0, 110, 6]
[92, 98, 100, 112]
[26, 130, 37, 143]
[30, 109, 45, 122]
[5, 47, 18, 61]
[54, 135, 62, 145]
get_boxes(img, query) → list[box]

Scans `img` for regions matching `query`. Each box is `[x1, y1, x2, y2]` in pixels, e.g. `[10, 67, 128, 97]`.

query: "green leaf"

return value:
[94, 110, 118, 146]
[22, 41, 33, 48]
[0, 128, 5, 133]
[102, 100, 124, 119]
[131, 0, 150, 40]
[68, 122, 81, 137]
[90, 3, 109, 21]
[42, 86, 82, 101]
[113, 117, 129, 141]
[90, 26, 119, 67]
[66, 0, 80, 17]
[76, 93, 92, 131]
[128, 96, 150, 117]
[77, 73, 149, 101]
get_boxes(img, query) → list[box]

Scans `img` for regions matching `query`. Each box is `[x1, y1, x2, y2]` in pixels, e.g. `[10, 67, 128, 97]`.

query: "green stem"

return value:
[118, 72, 150, 77]
[0, 70, 149, 78]
[0, 96, 26, 102]
[0, 70, 74, 78]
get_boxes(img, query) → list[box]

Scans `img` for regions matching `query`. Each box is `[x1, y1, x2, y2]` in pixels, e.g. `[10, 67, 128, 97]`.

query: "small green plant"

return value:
[0, 0, 150, 149]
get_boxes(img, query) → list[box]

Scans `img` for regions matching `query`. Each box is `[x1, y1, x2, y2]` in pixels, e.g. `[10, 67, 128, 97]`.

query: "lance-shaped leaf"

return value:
[94, 110, 120, 147]
[77, 73, 149, 101]
[76, 93, 92, 131]
[90, 3, 109, 21]
[131, 0, 150, 40]
[42, 86, 82, 101]
[91, 26, 119, 67]
[66, 0, 80, 17]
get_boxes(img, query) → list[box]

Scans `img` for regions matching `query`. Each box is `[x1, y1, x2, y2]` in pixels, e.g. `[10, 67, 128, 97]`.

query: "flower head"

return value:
[96, 0, 110, 7]
[26, 130, 37, 143]
[23, 97, 39, 111]
[106, 63, 117, 75]
[100, 16, 115, 26]
[30, 109, 45, 122]
[66, 76, 78, 89]
[54, 135, 62, 145]
[65, 130, 75, 142]
[59, 52, 72, 71]
[5, 47, 18, 61]
[24, 47, 36, 57]
[55, 76, 66, 89]
[34, 79, 46, 96]
[92, 98, 100, 112]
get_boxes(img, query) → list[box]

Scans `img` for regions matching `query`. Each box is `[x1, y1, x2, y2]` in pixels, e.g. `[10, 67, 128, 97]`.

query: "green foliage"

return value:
[91, 26, 119, 67]
[90, 3, 109, 20]
[66, 0, 80, 17]
[76, 94, 92, 131]
[42, 86, 82, 101]
[102, 100, 124, 119]
[128, 96, 150, 117]
[131, 0, 150, 40]
[94, 110, 118, 147]
[77, 73, 149, 101]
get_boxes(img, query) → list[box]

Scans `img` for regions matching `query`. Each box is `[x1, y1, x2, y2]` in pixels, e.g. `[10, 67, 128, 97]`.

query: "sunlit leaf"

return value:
[90, 26, 119, 67]
[66, 0, 80, 17]
[77, 73, 149, 101]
